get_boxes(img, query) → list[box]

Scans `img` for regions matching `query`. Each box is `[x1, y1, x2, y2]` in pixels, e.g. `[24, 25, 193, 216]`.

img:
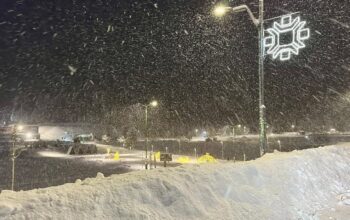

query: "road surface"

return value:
[0, 142, 179, 191]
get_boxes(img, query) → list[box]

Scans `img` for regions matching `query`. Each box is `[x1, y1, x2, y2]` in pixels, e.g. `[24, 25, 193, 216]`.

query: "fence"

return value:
[133, 134, 350, 161]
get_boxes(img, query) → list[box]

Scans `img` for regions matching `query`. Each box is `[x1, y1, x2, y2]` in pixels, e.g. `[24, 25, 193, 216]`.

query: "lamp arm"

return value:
[231, 5, 260, 27]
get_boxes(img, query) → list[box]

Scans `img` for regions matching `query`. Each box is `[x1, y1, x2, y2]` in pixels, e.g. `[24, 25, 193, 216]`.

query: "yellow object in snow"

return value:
[113, 152, 120, 161]
[197, 153, 216, 163]
[154, 151, 161, 160]
[177, 156, 191, 164]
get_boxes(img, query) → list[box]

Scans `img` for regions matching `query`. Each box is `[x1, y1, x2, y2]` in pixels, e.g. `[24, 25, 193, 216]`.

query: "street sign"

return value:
[264, 13, 310, 61]
[160, 153, 172, 162]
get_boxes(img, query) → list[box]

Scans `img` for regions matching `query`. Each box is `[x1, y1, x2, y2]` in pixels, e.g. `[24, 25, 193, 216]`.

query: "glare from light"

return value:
[150, 100, 158, 107]
[329, 128, 336, 133]
[26, 132, 33, 139]
[17, 125, 23, 131]
[213, 6, 228, 17]
[38, 151, 69, 158]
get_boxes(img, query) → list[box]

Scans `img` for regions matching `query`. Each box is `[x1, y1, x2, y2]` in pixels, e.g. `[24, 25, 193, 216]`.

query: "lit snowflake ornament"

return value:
[264, 14, 310, 61]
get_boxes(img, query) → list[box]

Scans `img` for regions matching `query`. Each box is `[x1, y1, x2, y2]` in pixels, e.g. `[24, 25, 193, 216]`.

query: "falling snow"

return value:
[0, 0, 349, 218]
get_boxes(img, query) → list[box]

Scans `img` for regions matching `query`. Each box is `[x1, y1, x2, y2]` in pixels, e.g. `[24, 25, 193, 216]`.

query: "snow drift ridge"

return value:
[1, 145, 350, 220]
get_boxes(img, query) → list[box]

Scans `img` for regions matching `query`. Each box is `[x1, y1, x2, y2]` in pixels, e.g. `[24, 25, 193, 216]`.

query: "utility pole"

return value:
[258, 0, 268, 155]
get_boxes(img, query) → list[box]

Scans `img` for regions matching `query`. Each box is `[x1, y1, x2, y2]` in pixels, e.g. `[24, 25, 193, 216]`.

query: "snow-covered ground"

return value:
[1, 144, 350, 219]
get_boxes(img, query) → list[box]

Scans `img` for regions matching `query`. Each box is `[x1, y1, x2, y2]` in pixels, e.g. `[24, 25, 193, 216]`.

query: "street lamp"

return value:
[214, 5, 259, 26]
[144, 100, 158, 162]
[214, 1, 267, 156]
[150, 100, 158, 107]
[11, 124, 27, 191]
[213, 5, 228, 17]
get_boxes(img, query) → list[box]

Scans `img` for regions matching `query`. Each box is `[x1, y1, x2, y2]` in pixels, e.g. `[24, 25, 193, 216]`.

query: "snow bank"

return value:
[1, 145, 350, 220]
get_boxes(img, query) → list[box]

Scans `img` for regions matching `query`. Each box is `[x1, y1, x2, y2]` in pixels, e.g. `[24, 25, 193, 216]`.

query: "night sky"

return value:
[0, 0, 349, 131]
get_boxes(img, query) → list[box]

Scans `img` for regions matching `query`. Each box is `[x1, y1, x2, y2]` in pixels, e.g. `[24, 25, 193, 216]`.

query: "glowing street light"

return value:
[150, 100, 158, 107]
[213, 5, 228, 17]
[144, 100, 158, 167]
[213, 1, 310, 156]
[214, 1, 267, 156]
[214, 5, 259, 26]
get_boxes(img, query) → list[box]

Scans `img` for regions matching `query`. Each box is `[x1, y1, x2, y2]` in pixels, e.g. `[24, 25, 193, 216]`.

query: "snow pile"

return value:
[1, 145, 350, 219]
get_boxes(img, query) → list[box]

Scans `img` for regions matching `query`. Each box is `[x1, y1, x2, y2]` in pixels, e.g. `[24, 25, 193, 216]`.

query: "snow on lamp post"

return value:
[214, 2, 310, 156]
[214, 2, 266, 156]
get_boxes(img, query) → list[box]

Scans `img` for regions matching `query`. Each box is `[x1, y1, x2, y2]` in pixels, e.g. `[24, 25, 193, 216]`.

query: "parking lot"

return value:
[0, 142, 179, 191]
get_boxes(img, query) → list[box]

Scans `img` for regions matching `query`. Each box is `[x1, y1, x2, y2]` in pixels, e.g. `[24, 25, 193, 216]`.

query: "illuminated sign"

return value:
[264, 14, 310, 61]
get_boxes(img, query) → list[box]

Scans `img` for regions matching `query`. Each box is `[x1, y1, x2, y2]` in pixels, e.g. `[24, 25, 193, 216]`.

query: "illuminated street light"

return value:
[214, 1, 267, 156]
[213, 5, 229, 17]
[144, 100, 158, 167]
[150, 100, 158, 107]
[213, 1, 310, 156]
[214, 5, 259, 26]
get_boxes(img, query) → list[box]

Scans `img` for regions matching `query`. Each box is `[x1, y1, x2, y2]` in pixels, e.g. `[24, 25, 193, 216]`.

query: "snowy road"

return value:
[0, 142, 179, 191]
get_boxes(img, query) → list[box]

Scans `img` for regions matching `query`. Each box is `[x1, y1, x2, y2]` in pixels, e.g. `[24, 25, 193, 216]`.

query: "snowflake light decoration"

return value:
[264, 15, 310, 61]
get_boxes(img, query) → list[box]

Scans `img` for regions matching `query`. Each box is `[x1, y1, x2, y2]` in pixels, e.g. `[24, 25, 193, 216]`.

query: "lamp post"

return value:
[11, 124, 26, 191]
[214, 1, 267, 156]
[144, 100, 158, 161]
